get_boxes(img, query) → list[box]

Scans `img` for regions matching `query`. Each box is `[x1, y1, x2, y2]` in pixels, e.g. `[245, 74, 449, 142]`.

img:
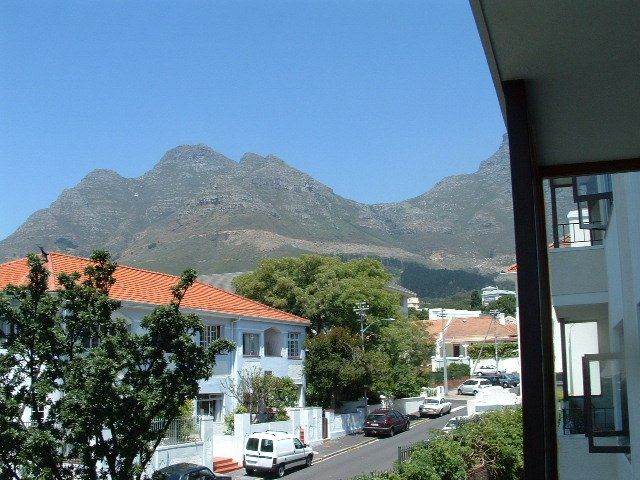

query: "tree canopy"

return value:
[483, 294, 517, 316]
[235, 255, 435, 407]
[233, 255, 400, 334]
[0, 251, 234, 480]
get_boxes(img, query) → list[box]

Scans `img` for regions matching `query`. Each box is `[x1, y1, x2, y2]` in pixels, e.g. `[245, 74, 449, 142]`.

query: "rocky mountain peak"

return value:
[152, 144, 235, 173]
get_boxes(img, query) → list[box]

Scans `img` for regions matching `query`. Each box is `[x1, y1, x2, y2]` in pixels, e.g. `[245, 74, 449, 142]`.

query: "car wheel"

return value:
[276, 464, 286, 478]
[457, 389, 463, 395]
[305, 454, 313, 467]
[389, 427, 395, 437]
[406, 421, 410, 431]
[503, 382, 509, 388]
[246, 468, 255, 474]
[473, 390, 478, 395]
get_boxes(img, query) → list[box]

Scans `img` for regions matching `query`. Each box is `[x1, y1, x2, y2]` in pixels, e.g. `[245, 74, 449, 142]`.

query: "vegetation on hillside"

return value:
[400, 263, 495, 299]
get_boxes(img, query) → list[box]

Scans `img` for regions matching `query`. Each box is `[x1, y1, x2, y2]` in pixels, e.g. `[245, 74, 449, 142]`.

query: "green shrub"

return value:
[467, 342, 518, 360]
[348, 407, 523, 480]
[224, 405, 248, 435]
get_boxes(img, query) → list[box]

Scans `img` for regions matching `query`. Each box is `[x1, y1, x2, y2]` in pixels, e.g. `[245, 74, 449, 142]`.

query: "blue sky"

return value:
[0, 1, 504, 241]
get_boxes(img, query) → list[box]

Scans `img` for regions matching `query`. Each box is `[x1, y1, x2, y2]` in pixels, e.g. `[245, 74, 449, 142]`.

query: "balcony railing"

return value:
[552, 223, 604, 248]
[561, 406, 615, 435]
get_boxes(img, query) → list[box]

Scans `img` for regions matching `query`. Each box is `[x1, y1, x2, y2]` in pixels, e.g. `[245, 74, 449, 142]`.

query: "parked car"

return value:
[442, 415, 467, 432]
[363, 409, 410, 437]
[442, 414, 481, 432]
[486, 372, 520, 388]
[457, 377, 492, 395]
[243, 431, 313, 478]
[419, 397, 452, 417]
[475, 364, 500, 376]
[154, 463, 231, 480]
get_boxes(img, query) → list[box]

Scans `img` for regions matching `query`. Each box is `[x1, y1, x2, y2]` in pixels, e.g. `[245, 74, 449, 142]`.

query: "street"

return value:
[228, 400, 467, 480]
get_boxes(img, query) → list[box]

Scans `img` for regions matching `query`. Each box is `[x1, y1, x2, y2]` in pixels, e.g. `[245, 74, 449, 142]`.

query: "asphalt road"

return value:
[231, 401, 467, 480]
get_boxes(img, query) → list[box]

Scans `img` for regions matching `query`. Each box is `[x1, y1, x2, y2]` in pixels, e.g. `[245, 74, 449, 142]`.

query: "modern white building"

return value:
[0, 252, 310, 422]
[471, 2, 640, 479]
[427, 308, 481, 320]
[481, 285, 516, 306]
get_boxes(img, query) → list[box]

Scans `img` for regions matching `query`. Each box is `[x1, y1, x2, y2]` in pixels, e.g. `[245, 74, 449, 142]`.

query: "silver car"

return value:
[456, 378, 492, 395]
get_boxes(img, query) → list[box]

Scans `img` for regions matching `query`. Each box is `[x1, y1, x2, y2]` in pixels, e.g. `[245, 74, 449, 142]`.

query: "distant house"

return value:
[385, 282, 418, 315]
[481, 285, 516, 306]
[426, 315, 518, 371]
[0, 252, 310, 422]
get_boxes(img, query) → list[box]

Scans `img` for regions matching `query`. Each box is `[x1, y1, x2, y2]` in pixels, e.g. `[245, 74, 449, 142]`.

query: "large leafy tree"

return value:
[0, 251, 234, 480]
[235, 255, 435, 406]
[233, 255, 400, 334]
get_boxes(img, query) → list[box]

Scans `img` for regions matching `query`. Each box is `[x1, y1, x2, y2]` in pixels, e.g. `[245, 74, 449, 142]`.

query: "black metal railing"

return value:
[398, 440, 428, 463]
[561, 407, 615, 435]
[553, 223, 603, 248]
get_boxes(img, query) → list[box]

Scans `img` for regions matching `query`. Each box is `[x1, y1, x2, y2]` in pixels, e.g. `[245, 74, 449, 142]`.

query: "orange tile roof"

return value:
[0, 252, 309, 325]
[425, 316, 518, 343]
[504, 263, 518, 273]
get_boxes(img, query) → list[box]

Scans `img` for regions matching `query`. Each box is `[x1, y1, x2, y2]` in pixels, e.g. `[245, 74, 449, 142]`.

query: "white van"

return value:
[243, 431, 314, 477]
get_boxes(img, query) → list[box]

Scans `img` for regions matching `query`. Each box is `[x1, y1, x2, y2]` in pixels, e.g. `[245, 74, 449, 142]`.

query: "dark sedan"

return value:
[363, 408, 410, 437]
[486, 373, 520, 388]
[154, 463, 232, 480]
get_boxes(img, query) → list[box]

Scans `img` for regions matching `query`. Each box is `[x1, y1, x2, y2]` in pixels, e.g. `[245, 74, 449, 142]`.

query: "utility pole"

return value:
[490, 309, 500, 371]
[438, 308, 449, 396]
[354, 302, 370, 353]
[353, 302, 370, 405]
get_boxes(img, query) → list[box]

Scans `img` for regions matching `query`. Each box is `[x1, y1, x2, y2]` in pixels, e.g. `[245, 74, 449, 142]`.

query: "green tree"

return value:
[303, 327, 367, 408]
[482, 294, 516, 316]
[221, 368, 299, 420]
[233, 255, 400, 334]
[470, 290, 482, 310]
[0, 251, 234, 480]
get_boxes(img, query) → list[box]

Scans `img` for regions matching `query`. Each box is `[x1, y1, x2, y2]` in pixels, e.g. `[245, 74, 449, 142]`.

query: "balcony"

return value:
[548, 246, 608, 306]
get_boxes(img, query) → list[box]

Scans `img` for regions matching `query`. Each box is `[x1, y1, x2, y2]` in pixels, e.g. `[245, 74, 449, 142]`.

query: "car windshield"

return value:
[424, 399, 439, 404]
[444, 419, 460, 428]
[246, 438, 259, 451]
[366, 414, 387, 421]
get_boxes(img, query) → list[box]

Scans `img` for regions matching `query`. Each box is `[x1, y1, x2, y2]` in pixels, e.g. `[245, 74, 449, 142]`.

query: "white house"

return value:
[481, 285, 516, 306]
[0, 252, 310, 422]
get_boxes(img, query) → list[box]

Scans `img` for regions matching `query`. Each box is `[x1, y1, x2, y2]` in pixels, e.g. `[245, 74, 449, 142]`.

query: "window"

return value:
[0, 315, 11, 346]
[200, 324, 222, 347]
[243, 333, 260, 356]
[260, 439, 273, 452]
[287, 332, 300, 358]
[197, 393, 222, 421]
[82, 335, 100, 349]
[293, 438, 304, 449]
[246, 438, 259, 451]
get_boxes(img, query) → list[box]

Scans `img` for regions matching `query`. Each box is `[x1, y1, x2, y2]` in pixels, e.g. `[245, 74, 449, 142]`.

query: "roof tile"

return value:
[0, 252, 309, 325]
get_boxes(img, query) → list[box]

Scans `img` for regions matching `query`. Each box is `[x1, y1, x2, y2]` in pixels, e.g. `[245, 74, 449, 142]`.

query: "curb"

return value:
[314, 418, 430, 464]
[314, 437, 379, 463]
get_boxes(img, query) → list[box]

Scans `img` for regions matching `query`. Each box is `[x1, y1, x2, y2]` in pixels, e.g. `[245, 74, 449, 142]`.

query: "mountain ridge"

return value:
[0, 137, 515, 276]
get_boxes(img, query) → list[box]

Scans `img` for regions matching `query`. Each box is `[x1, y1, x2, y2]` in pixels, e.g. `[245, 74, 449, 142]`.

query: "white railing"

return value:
[150, 416, 201, 445]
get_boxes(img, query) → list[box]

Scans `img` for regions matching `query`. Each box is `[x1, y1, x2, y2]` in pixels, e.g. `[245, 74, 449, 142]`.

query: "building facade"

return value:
[0, 252, 310, 423]
[471, 2, 640, 478]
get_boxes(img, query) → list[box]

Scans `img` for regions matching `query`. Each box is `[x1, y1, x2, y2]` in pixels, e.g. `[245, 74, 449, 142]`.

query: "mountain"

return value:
[0, 136, 515, 276]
